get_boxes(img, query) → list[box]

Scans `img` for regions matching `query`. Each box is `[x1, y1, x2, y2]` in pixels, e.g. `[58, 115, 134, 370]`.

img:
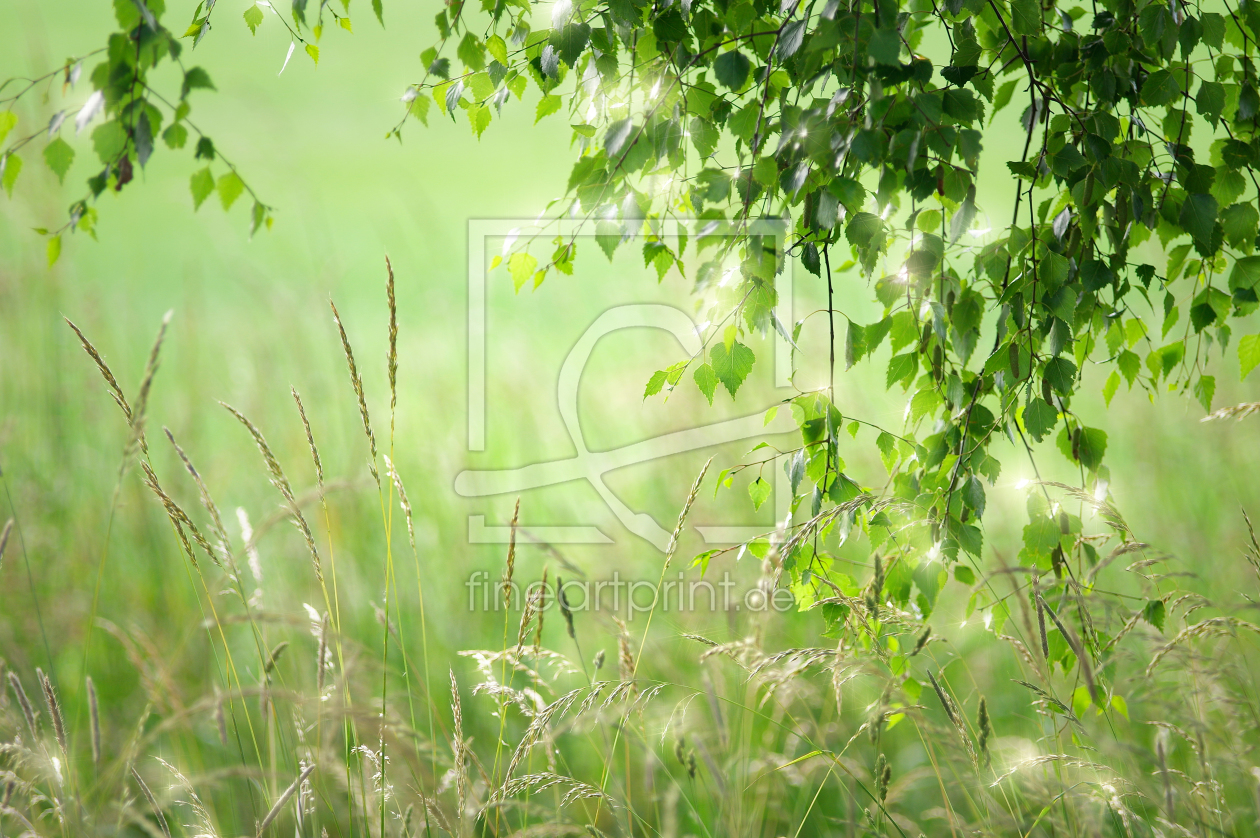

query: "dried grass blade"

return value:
[132, 767, 171, 838]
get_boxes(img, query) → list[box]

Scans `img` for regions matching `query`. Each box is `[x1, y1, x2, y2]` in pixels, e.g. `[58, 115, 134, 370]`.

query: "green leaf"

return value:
[243, 3, 264, 33]
[1102, 370, 1120, 406]
[885, 353, 917, 389]
[535, 94, 563, 123]
[550, 23, 591, 66]
[652, 8, 688, 42]
[46, 234, 61, 267]
[867, 28, 901, 65]
[1141, 70, 1180, 107]
[162, 122, 188, 149]
[1043, 357, 1077, 395]
[0, 111, 17, 145]
[650, 362, 690, 395]
[692, 549, 720, 577]
[876, 431, 896, 472]
[963, 475, 986, 518]
[1229, 256, 1260, 292]
[468, 103, 492, 137]
[693, 363, 718, 405]
[595, 220, 620, 259]
[1194, 374, 1215, 412]
[1142, 599, 1166, 632]
[1180, 193, 1218, 249]
[1241, 333, 1260, 379]
[1009, 0, 1042, 35]
[1023, 397, 1058, 442]
[845, 212, 884, 249]
[216, 172, 244, 210]
[457, 32, 486, 70]
[508, 251, 537, 293]
[1076, 427, 1107, 471]
[1201, 12, 1225, 49]
[992, 80, 1017, 119]
[487, 34, 508, 65]
[250, 201, 266, 236]
[1006, 159, 1038, 179]
[181, 67, 216, 98]
[42, 137, 74, 184]
[306, 43, 320, 64]
[91, 121, 127, 164]
[710, 340, 755, 397]
[748, 476, 771, 510]
[1197, 80, 1225, 125]
[1, 153, 21, 196]
[910, 388, 942, 423]
[1222, 202, 1259, 250]
[713, 50, 751, 91]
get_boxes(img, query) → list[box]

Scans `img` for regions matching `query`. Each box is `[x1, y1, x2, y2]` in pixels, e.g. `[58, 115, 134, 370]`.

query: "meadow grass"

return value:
[2, 262, 1260, 837]
[4, 4, 1260, 834]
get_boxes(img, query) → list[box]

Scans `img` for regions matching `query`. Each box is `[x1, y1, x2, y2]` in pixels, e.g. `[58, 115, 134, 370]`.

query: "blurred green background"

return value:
[2, 0, 1260, 827]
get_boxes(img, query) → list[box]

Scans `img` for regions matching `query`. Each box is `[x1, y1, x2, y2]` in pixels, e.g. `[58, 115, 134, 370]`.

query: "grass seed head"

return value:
[557, 575, 576, 639]
[291, 388, 324, 489]
[329, 299, 379, 486]
[503, 497, 520, 606]
[0, 518, 12, 574]
[87, 675, 100, 766]
[37, 668, 66, 756]
[7, 671, 38, 739]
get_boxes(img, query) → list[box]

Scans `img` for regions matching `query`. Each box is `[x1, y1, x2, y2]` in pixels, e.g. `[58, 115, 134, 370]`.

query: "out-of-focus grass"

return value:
[1, 2, 1260, 833]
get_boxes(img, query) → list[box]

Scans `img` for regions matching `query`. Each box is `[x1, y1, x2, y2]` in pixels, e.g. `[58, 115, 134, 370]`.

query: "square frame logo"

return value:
[456, 218, 799, 552]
